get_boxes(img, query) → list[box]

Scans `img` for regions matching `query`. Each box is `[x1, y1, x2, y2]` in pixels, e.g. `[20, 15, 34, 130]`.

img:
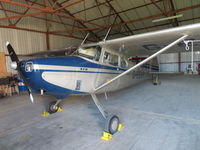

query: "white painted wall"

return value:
[158, 53, 179, 72]
[181, 51, 200, 73]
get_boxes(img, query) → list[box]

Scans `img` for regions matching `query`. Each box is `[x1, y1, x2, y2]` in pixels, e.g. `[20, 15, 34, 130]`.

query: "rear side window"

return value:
[103, 52, 119, 67]
[120, 57, 128, 68]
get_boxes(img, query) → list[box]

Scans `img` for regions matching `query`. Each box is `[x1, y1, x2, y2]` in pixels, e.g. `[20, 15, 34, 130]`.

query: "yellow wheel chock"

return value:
[101, 124, 124, 141]
[101, 131, 112, 141]
[58, 107, 62, 112]
[42, 111, 49, 117]
[118, 123, 124, 131]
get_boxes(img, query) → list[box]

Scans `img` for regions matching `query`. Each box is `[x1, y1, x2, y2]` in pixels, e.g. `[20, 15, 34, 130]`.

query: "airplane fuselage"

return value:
[21, 50, 158, 99]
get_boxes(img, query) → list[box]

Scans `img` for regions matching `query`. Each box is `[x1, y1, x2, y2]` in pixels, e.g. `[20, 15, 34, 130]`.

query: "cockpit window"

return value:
[103, 52, 119, 67]
[78, 45, 101, 61]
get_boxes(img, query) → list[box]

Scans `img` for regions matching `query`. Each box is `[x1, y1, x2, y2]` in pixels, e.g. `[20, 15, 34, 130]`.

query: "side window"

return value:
[103, 52, 119, 67]
[120, 57, 128, 68]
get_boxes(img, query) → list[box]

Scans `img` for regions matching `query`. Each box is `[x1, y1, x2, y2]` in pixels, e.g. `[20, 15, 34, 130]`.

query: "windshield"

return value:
[78, 45, 101, 61]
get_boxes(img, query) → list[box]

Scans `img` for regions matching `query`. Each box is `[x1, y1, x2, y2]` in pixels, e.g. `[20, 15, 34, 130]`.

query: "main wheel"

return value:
[105, 115, 119, 135]
[48, 101, 59, 114]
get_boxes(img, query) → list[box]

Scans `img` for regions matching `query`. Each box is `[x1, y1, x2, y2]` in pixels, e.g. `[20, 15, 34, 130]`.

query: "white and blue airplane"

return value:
[6, 23, 200, 134]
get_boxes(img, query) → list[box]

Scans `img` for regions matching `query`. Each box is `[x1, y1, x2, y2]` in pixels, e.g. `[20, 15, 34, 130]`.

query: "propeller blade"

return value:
[6, 42, 34, 103]
[18, 63, 34, 103]
[6, 41, 19, 62]
[29, 93, 34, 103]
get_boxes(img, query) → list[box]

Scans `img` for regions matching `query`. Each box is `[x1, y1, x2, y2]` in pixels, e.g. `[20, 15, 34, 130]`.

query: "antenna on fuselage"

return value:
[81, 33, 90, 45]
[103, 27, 112, 42]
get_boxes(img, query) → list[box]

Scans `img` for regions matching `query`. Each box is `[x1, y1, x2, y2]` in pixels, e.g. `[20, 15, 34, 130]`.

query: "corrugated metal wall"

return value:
[0, 19, 81, 73]
[49, 35, 81, 50]
[0, 28, 46, 73]
[159, 51, 200, 73]
[0, 1, 82, 73]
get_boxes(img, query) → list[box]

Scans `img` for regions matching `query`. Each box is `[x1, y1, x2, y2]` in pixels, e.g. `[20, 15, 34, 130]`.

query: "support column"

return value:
[46, 32, 50, 50]
[178, 52, 181, 72]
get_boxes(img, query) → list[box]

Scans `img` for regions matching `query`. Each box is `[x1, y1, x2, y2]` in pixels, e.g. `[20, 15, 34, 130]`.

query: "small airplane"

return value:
[6, 23, 200, 135]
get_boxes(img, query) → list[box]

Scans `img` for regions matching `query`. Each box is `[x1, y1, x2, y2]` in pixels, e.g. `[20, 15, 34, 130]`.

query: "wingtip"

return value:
[6, 41, 10, 46]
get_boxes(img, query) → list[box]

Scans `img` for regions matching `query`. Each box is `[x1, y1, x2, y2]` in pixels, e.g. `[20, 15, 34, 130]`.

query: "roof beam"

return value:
[0, 0, 54, 12]
[55, 0, 84, 12]
[73, 0, 113, 15]
[13, 0, 39, 25]
[151, 0, 177, 26]
[0, 0, 84, 13]
[87, 0, 162, 22]
[52, 0, 100, 41]
[169, 0, 179, 26]
[48, 4, 200, 34]
[150, 0, 176, 26]
[150, 0, 168, 16]
[0, 0, 103, 30]
[0, 24, 94, 41]
[0, 2, 12, 24]
[0, 7, 80, 28]
[100, 16, 200, 38]
[105, 0, 133, 35]
[0, 11, 49, 21]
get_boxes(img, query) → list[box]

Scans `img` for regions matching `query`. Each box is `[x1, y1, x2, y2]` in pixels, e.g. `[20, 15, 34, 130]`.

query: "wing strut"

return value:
[94, 35, 188, 93]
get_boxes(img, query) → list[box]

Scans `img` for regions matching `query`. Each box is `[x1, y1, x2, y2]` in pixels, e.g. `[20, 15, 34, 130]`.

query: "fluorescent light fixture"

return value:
[152, 14, 183, 23]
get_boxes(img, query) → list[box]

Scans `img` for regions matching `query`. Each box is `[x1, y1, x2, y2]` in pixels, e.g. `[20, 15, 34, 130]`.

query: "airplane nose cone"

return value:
[10, 61, 17, 70]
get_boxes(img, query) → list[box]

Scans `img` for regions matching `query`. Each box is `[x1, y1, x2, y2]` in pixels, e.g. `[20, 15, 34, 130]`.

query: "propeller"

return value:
[6, 42, 34, 103]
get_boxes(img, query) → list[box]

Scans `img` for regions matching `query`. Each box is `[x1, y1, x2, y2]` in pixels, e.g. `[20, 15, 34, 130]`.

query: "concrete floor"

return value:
[0, 75, 200, 150]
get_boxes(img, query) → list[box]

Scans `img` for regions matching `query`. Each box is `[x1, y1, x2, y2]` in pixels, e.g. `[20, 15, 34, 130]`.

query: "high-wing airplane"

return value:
[6, 23, 200, 135]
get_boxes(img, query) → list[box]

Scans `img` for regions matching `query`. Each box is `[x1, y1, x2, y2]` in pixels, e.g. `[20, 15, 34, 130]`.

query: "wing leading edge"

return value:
[98, 23, 200, 56]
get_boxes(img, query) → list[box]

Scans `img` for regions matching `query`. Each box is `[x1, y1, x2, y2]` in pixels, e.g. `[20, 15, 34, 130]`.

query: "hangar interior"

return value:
[0, 0, 200, 150]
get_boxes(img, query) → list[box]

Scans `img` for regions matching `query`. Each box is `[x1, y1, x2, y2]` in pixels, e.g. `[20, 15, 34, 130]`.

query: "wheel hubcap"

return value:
[111, 118, 118, 130]
[51, 105, 58, 111]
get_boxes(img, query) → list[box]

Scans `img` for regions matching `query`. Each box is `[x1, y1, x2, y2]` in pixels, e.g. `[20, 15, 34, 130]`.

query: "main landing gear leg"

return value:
[47, 99, 62, 114]
[91, 93, 120, 135]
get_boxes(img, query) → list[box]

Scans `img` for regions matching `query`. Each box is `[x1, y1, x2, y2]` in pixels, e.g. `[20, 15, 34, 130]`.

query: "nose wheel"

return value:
[48, 100, 61, 114]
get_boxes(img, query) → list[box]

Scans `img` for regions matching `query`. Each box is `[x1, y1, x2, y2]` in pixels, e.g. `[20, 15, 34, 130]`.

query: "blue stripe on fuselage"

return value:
[28, 56, 126, 71]
[40, 70, 121, 74]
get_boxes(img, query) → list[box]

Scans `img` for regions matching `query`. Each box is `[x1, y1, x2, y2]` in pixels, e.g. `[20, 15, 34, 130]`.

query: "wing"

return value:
[92, 23, 200, 93]
[94, 35, 187, 93]
[98, 23, 200, 56]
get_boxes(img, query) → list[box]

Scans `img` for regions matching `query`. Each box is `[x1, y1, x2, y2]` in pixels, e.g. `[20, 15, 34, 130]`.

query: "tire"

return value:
[105, 115, 119, 135]
[48, 101, 59, 114]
